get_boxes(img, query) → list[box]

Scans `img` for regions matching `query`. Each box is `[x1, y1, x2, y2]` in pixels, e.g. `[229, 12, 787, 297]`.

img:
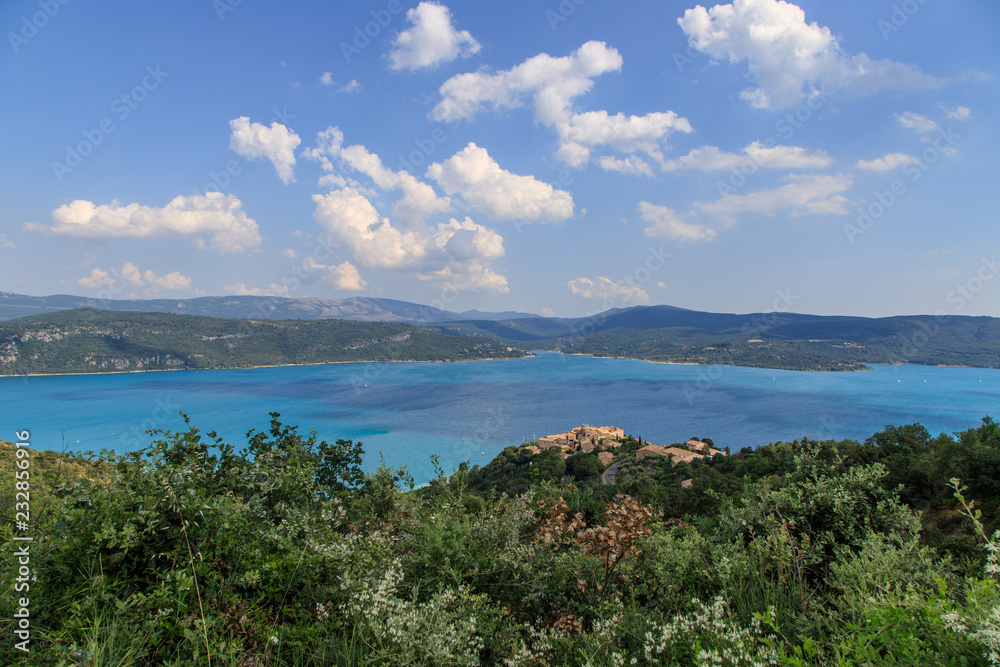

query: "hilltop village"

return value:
[519, 424, 725, 476]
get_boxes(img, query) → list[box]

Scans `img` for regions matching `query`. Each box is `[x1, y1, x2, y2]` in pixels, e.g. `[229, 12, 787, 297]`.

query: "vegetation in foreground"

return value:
[1, 415, 999, 665]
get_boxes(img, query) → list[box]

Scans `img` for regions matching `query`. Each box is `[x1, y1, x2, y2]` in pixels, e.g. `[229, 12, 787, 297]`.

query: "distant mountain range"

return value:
[0, 292, 538, 323]
[2, 293, 998, 372]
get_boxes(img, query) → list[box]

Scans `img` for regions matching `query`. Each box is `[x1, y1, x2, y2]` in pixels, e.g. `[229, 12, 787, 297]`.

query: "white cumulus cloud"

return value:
[943, 105, 971, 120]
[431, 41, 690, 168]
[556, 109, 692, 168]
[302, 126, 345, 173]
[388, 2, 480, 70]
[598, 156, 655, 178]
[304, 128, 509, 292]
[567, 277, 649, 305]
[431, 40, 621, 124]
[742, 142, 833, 169]
[77, 268, 116, 289]
[305, 126, 451, 226]
[223, 282, 291, 297]
[26, 193, 261, 253]
[312, 188, 507, 293]
[325, 260, 367, 291]
[664, 141, 832, 171]
[143, 270, 192, 290]
[78, 262, 191, 292]
[339, 144, 452, 226]
[897, 111, 939, 133]
[695, 173, 853, 220]
[229, 116, 302, 184]
[638, 201, 717, 243]
[678, 0, 943, 109]
[855, 153, 918, 171]
[426, 143, 574, 222]
[338, 79, 361, 93]
[303, 257, 368, 291]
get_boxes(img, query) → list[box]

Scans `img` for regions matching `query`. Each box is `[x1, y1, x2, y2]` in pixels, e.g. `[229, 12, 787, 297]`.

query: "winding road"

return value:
[601, 460, 621, 485]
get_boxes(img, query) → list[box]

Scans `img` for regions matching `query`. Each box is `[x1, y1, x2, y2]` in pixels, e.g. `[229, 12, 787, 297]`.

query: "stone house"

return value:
[685, 439, 723, 456]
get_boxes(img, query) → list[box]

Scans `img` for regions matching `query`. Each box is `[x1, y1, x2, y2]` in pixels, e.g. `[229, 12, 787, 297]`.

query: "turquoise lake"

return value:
[2, 352, 998, 484]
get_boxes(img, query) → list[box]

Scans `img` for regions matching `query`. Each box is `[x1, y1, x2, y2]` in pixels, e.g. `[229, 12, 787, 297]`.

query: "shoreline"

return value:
[3, 353, 992, 380]
[555, 351, 872, 372]
[0, 353, 536, 379]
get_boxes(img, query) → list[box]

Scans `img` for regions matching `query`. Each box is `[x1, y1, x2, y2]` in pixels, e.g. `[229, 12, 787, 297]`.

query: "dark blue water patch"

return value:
[346, 386, 464, 413]
[118, 378, 353, 402]
[300, 409, 389, 426]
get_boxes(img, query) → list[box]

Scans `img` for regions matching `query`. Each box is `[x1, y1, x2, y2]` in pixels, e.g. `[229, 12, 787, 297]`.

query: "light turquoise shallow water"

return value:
[2, 352, 998, 484]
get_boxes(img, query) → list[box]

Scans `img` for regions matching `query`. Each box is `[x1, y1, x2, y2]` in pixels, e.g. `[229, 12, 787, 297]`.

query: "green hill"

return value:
[0, 309, 526, 375]
[431, 306, 1000, 371]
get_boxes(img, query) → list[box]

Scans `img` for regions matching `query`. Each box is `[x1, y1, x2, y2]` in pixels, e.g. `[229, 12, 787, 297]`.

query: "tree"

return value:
[530, 450, 566, 483]
[246, 411, 366, 501]
[566, 453, 603, 485]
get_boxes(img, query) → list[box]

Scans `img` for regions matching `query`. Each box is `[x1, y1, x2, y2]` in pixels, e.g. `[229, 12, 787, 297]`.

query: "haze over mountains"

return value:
[0, 292, 537, 324]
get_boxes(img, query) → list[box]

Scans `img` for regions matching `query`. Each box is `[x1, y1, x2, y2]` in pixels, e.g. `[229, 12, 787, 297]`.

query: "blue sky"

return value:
[2, 0, 998, 318]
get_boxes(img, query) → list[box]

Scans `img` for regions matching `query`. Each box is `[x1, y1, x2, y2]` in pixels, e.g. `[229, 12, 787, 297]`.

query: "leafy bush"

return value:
[1, 416, 998, 665]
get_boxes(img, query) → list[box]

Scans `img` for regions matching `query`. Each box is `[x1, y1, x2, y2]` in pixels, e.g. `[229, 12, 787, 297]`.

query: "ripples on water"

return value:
[2, 352, 997, 484]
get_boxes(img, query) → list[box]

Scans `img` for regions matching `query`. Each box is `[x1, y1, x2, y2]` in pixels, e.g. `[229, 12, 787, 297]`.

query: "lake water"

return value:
[2, 352, 998, 484]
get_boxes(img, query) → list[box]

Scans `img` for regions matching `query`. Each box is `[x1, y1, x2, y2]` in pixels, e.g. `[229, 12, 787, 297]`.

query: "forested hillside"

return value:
[0, 309, 526, 375]
[553, 326, 1000, 370]
[434, 306, 1000, 371]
